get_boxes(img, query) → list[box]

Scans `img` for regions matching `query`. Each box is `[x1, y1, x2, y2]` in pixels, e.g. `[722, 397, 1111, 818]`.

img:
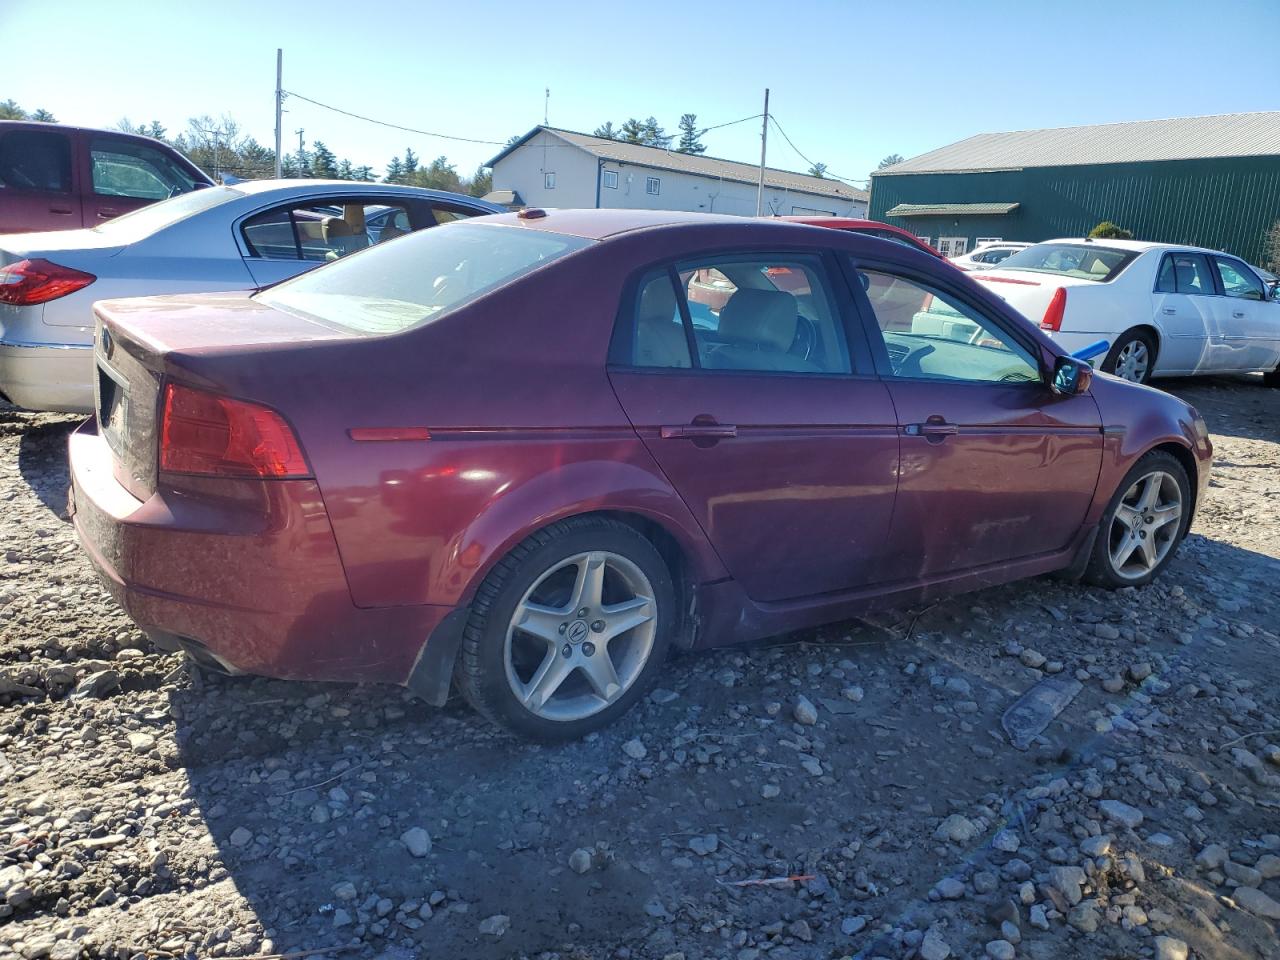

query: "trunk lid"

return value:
[969, 269, 1103, 327]
[93, 291, 354, 499]
[1, 228, 126, 264]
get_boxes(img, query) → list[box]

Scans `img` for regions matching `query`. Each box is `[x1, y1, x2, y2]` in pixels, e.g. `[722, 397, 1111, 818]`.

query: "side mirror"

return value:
[1267, 280, 1280, 301]
[1052, 355, 1093, 396]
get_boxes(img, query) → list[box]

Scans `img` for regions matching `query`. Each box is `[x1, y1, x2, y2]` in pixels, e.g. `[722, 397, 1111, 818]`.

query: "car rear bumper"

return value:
[0, 339, 94, 412]
[67, 419, 455, 691]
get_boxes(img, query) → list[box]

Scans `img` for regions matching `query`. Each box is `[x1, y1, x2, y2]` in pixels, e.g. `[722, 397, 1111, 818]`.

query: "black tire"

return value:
[1101, 329, 1157, 385]
[1264, 365, 1280, 388]
[456, 515, 675, 740]
[1084, 450, 1191, 589]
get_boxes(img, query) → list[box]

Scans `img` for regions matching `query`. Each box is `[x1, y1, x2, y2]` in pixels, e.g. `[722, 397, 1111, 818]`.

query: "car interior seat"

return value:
[634, 279, 691, 368]
[321, 214, 370, 260]
[705, 289, 818, 372]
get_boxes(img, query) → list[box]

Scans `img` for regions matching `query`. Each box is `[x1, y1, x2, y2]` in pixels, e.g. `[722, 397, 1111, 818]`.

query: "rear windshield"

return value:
[996, 243, 1137, 282]
[256, 222, 592, 335]
[91, 185, 243, 239]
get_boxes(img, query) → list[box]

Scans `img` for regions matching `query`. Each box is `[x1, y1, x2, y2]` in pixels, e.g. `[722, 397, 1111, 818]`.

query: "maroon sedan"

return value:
[69, 210, 1212, 739]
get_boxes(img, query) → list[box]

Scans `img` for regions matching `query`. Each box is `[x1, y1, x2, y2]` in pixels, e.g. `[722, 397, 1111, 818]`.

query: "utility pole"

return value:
[755, 88, 770, 216]
[544, 87, 550, 126]
[295, 128, 305, 154]
[273, 48, 283, 178]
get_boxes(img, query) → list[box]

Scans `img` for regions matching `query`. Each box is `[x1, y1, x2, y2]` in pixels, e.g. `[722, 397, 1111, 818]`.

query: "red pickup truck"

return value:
[0, 121, 213, 234]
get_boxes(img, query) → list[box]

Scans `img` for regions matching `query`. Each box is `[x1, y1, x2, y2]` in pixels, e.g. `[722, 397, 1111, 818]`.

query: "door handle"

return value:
[905, 421, 959, 439]
[1162, 307, 1176, 315]
[660, 423, 737, 440]
[1232, 310, 1246, 319]
[97, 209, 120, 219]
[49, 206, 74, 215]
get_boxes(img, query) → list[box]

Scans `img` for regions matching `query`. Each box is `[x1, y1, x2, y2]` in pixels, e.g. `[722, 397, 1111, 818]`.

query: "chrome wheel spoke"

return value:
[513, 601, 567, 644]
[1111, 531, 1141, 568]
[1138, 532, 1158, 569]
[568, 553, 607, 612]
[581, 649, 622, 702]
[1114, 503, 1141, 530]
[1150, 502, 1181, 530]
[600, 596, 654, 641]
[521, 652, 573, 710]
[1136, 473, 1161, 511]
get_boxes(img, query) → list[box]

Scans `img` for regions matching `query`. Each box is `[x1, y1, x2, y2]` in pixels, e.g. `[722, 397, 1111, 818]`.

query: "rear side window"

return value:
[243, 201, 417, 262]
[0, 130, 72, 193]
[256, 222, 591, 335]
[626, 254, 851, 375]
[89, 136, 202, 199]
[997, 243, 1136, 282]
[1156, 253, 1213, 295]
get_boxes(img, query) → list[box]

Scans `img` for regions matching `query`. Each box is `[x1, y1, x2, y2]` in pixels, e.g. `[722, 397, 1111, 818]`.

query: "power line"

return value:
[700, 113, 764, 134]
[283, 90, 508, 146]
[766, 115, 869, 189]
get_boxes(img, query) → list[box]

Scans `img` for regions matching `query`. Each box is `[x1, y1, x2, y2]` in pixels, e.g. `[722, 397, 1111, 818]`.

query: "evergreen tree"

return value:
[878, 153, 904, 169]
[310, 141, 338, 179]
[641, 116, 670, 147]
[593, 122, 618, 140]
[352, 165, 375, 182]
[414, 155, 462, 192]
[675, 114, 705, 154]
[402, 148, 420, 180]
[619, 118, 646, 144]
[385, 156, 404, 183]
[31, 108, 57, 122]
[807, 162, 827, 178]
[336, 158, 354, 180]
[467, 165, 493, 197]
[0, 100, 26, 120]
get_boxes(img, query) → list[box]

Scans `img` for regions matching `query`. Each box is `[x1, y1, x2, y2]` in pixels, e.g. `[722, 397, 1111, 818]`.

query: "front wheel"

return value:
[1264, 364, 1280, 387]
[457, 516, 675, 740]
[1101, 330, 1157, 384]
[1084, 451, 1190, 588]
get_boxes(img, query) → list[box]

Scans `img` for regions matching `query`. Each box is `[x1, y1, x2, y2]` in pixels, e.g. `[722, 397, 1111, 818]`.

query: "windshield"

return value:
[256, 222, 593, 335]
[91, 186, 243, 239]
[995, 243, 1137, 282]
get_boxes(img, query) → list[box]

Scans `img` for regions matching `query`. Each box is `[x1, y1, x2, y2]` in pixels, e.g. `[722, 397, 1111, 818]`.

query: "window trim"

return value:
[602, 169, 619, 189]
[1154, 251, 1214, 297]
[236, 195, 426, 261]
[609, 247, 872, 378]
[1211, 254, 1265, 301]
[839, 253, 1050, 387]
[645, 176, 661, 196]
[544, 171, 556, 190]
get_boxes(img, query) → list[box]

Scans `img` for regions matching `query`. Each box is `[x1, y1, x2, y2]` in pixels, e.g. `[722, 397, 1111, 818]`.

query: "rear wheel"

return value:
[1084, 451, 1190, 588]
[1264, 364, 1280, 387]
[1102, 330, 1157, 384]
[457, 516, 675, 740]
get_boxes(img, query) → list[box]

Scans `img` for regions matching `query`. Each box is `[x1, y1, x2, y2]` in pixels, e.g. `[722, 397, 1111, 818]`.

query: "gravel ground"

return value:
[1, 377, 1278, 960]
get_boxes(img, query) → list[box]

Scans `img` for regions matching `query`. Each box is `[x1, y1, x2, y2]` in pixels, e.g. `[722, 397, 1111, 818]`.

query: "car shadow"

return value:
[10, 407, 82, 517]
[1159, 374, 1279, 442]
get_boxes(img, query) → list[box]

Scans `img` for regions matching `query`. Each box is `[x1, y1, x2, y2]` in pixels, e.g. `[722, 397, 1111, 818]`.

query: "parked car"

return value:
[0, 180, 502, 412]
[0, 121, 214, 234]
[68, 208, 1212, 739]
[970, 239, 1280, 384]
[777, 215, 941, 257]
[950, 241, 1032, 272]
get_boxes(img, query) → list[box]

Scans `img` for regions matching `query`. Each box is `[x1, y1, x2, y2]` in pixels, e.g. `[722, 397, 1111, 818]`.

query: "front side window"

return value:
[257, 222, 591, 335]
[89, 136, 201, 200]
[602, 169, 619, 189]
[0, 130, 72, 193]
[646, 177, 661, 196]
[857, 268, 1040, 385]
[998, 243, 1136, 282]
[1213, 257, 1265, 300]
[628, 254, 850, 375]
[243, 201, 415, 262]
[1156, 253, 1213, 295]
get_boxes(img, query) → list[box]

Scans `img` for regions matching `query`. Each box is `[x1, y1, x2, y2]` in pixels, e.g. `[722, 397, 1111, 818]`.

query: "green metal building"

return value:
[869, 111, 1280, 264]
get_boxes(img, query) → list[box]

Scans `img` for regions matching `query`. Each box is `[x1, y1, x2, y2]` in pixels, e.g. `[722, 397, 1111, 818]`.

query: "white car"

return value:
[969, 238, 1280, 384]
[950, 242, 1032, 272]
[0, 180, 500, 412]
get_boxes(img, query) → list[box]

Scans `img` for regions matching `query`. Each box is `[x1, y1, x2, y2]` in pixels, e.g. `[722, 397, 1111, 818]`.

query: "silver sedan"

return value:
[0, 180, 501, 412]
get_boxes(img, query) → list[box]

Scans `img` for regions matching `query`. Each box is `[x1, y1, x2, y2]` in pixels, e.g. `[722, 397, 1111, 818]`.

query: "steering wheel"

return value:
[898, 343, 936, 378]
[789, 314, 818, 361]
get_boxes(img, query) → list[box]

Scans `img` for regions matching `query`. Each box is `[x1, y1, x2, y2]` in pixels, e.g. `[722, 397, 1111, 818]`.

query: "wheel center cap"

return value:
[566, 619, 590, 644]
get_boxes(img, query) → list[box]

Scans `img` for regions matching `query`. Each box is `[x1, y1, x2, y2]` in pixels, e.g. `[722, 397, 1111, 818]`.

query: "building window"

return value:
[646, 176, 660, 196]
[544, 172, 556, 190]
[602, 169, 618, 189]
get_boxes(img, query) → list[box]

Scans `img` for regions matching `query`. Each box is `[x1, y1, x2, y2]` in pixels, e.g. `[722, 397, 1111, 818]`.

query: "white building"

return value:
[485, 126, 868, 218]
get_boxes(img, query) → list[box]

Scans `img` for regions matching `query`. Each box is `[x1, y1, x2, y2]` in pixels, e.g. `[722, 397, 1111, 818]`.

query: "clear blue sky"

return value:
[5, 0, 1278, 186]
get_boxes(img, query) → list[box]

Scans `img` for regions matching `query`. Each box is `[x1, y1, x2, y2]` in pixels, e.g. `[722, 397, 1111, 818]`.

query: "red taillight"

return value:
[1040, 287, 1067, 332]
[0, 258, 96, 305]
[160, 383, 309, 478]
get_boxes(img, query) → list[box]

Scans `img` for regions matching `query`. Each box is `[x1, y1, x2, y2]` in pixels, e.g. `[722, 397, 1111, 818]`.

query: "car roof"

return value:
[229, 179, 502, 209]
[1036, 237, 1232, 256]
[475, 207, 786, 241]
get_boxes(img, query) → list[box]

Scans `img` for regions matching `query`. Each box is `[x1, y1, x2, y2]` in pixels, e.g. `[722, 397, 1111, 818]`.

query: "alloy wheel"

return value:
[1107, 470, 1182, 580]
[1113, 339, 1150, 383]
[503, 551, 657, 722]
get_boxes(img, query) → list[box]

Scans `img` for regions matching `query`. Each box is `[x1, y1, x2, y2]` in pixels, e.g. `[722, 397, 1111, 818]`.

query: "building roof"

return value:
[885, 202, 1020, 217]
[874, 111, 1280, 175]
[487, 126, 868, 202]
